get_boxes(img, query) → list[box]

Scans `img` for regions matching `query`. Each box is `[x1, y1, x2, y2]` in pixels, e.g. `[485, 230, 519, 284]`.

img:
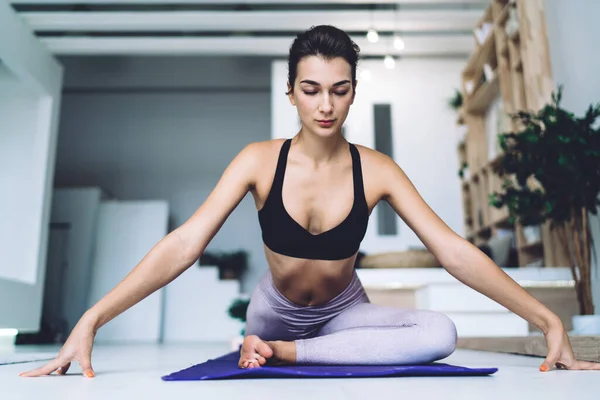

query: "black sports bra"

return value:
[258, 139, 369, 260]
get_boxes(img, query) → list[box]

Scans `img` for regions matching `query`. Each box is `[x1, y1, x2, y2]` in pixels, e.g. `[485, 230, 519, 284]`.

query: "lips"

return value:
[317, 119, 335, 127]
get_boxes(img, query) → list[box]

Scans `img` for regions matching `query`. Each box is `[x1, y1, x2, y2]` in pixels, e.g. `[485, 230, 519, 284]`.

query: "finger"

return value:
[20, 358, 63, 377]
[571, 360, 600, 370]
[78, 355, 95, 378]
[540, 347, 561, 372]
[57, 362, 71, 375]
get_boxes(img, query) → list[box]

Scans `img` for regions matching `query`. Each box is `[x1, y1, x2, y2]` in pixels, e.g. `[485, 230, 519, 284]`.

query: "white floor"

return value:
[2, 343, 599, 400]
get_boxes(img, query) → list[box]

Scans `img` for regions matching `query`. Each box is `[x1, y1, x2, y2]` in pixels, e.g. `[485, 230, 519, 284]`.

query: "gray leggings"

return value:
[245, 269, 458, 365]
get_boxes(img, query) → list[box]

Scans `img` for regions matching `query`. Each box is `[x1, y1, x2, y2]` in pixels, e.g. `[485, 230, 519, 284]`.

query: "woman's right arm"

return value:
[20, 142, 263, 378]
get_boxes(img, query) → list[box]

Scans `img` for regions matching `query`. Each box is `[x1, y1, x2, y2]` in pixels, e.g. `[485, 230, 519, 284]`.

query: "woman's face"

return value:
[288, 56, 356, 138]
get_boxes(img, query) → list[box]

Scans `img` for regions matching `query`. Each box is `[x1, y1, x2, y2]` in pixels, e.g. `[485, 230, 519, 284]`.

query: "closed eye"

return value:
[303, 91, 348, 96]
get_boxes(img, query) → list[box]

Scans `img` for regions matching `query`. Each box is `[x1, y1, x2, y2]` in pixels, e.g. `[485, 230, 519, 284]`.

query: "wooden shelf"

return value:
[476, 3, 494, 28]
[494, 3, 510, 26]
[463, 30, 496, 77]
[492, 214, 512, 229]
[456, 107, 466, 125]
[476, 225, 492, 237]
[509, 29, 520, 42]
[511, 51, 522, 70]
[499, 40, 509, 57]
[519, 241, 543, 252]
[465, 72, 500, 114]
[462, 152, 504, 187]
[457, 0, 566, 268]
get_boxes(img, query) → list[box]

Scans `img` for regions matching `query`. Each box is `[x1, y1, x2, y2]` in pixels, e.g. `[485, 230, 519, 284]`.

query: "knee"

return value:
[430, 312, 458, 359]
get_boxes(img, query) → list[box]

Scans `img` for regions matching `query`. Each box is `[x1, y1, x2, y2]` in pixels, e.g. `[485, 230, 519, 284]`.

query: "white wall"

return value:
[54, 56, 272, 294]
[0, 2, 63, 332]
[0, 68, 40, 284]
[272, 58, 466, 253]
[545, 0, 600, 313]
[89, 201, 168, 343]
[50, 188, 104, 333]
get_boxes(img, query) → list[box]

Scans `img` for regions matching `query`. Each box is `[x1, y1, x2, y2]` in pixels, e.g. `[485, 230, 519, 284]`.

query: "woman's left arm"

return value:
[376, 154, 600, 372]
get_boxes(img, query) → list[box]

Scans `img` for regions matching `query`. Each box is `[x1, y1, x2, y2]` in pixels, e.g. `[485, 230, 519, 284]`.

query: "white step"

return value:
[446, 312, 529, 337]
[162, 265, 244, 342]
[357, 267, 573, 288]
[416, 283, 507, 312]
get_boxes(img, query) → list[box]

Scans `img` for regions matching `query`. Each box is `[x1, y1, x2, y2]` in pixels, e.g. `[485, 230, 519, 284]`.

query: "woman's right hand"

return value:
[20, 314, 98, 378]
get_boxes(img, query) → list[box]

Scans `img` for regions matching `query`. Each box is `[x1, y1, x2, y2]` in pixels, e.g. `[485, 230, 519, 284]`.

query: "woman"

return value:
[21, 25, 599, 378]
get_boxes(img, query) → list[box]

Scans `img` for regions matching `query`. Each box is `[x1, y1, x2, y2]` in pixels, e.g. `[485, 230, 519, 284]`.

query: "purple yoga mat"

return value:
[161, 350, 498, 381]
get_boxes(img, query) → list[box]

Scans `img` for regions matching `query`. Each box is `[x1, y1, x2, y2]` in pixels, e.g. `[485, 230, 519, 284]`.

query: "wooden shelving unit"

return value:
[457, 0, 570, 267]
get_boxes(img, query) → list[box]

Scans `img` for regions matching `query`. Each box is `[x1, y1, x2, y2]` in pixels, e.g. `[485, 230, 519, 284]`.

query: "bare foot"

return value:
[238, 335, 274, 369]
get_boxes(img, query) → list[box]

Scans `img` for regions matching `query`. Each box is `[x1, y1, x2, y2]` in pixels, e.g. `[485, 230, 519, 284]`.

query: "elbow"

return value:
[181, 246, 202, 268]
[182, 242, 205, 269]
[437, 236, 473, 272]
[170, 227, 204, 268]
[443, 236, 498, 275]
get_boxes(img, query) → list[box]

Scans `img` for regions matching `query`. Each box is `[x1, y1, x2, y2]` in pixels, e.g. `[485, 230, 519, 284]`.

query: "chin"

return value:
[312, 126, 341, 138]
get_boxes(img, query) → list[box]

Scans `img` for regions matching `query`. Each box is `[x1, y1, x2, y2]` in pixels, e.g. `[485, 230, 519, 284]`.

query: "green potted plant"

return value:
[448, 88, 463, 111]
[490, 86, 600, 330]
[449, 88, 468, 145]
[227, 297, 250, 349]
[228, 297, 250, 335]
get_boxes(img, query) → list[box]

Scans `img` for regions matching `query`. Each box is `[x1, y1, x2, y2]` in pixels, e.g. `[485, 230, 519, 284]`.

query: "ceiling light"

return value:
[367, 29, 379, 43]
[393, 35, 405, 51]
[384, 55, 395, 69]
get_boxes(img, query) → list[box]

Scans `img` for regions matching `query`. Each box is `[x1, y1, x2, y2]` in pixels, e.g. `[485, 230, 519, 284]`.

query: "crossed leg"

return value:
[295, 302, 458, 365]
[240, 289, 457, 368]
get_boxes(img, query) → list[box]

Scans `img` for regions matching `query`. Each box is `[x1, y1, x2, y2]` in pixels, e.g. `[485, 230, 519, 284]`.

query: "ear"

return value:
[287, 82, 296, 106]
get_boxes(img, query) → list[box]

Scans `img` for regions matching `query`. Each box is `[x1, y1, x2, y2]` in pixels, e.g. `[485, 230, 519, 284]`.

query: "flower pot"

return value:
[571, 315, 600, 335]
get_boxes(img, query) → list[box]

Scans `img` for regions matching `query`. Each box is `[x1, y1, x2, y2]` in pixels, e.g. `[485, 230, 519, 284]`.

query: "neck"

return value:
[294, 127, 347, 164]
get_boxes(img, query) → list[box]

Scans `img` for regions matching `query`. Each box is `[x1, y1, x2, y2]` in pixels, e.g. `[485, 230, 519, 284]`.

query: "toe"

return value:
[256, 341, 274, 359]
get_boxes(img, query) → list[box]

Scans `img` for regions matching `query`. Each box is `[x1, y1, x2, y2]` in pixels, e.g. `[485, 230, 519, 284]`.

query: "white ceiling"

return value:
[10, 0, 487, 57]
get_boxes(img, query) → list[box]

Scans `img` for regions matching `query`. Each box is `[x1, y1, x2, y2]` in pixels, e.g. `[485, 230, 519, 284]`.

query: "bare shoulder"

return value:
[235, 139, 286, 185]
[240, 139, 285, 158]
[353, 144, 404, 196]
[353, 144, 396, 169]
[240, 139, 285, 166]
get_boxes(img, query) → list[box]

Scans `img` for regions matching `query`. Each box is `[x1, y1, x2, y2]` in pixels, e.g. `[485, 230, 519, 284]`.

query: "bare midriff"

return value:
[264, 246, 358, 307]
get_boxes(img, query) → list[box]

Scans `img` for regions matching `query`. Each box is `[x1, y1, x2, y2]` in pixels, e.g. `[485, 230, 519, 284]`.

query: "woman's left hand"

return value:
[540, 321, 600, 371]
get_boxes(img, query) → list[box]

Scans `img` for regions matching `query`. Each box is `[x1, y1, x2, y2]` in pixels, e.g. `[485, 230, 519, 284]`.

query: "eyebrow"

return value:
[299, 79, 351, 87]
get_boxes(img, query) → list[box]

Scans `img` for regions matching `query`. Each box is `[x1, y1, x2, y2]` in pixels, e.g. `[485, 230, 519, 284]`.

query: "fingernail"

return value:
[19, 373, 24, 377]
[539, 365, 548, 372]
[86, 371, 95, 378]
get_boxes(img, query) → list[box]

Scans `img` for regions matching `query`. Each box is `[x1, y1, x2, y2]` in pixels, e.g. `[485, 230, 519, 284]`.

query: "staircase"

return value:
[358, 267, 575, 338]
[416, 282, 529, 337]
[162, 265, 244, 342]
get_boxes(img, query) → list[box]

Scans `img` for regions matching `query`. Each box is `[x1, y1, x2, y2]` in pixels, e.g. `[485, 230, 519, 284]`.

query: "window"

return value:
[373, 104, 398, 235]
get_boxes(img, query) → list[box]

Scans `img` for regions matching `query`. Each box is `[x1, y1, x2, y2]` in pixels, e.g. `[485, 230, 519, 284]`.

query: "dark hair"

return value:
[286, 25, 360, 95]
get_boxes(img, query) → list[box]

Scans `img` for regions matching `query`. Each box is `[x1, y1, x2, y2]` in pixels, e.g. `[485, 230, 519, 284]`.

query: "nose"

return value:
[319, 93, 333, 114]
